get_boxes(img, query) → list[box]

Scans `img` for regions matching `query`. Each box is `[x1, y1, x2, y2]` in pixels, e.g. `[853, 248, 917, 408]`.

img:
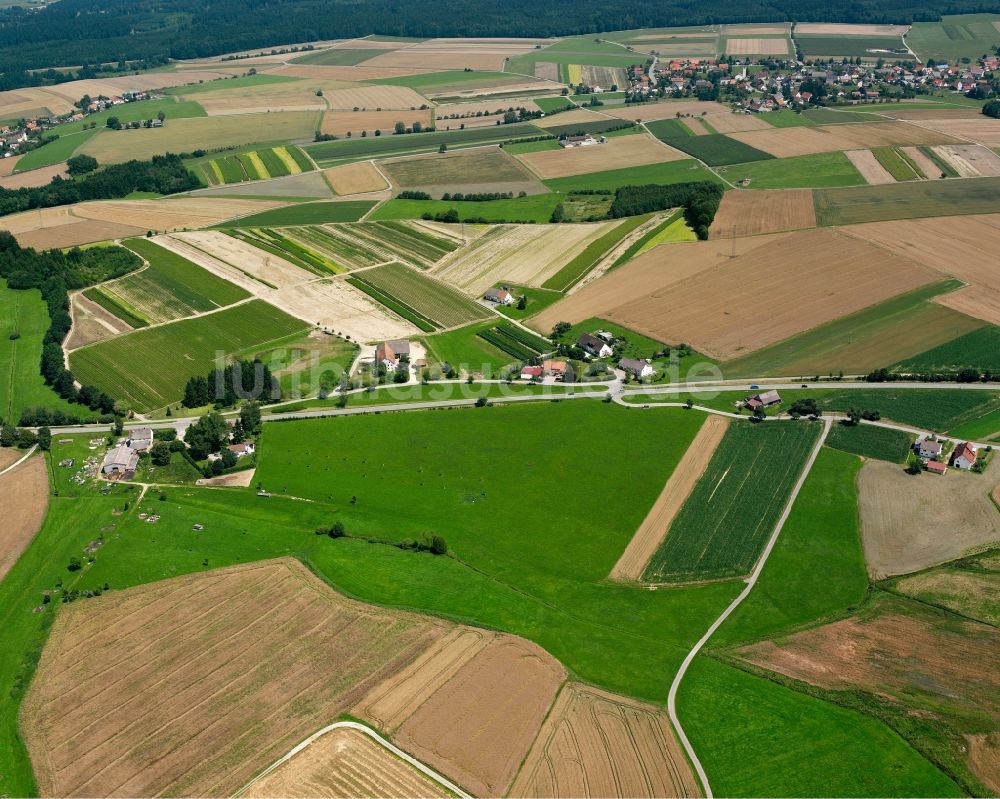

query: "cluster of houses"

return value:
[619, 52, 996, 109]
[100, 427, 154, 479]
[1, 90, 153, 157]
[915, 437, 980, 475]
[576, 331, 656, 379]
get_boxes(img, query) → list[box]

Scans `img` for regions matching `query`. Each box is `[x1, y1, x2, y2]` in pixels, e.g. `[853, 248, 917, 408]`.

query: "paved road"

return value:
[665, 417, 833, 799]
[231, 720, 471, 799]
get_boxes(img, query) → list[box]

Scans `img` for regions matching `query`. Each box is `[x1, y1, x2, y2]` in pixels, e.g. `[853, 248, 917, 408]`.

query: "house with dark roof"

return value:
[577, 333, 613, 358]
[619, 358, 654, 379]
[484, 287, 514, 305]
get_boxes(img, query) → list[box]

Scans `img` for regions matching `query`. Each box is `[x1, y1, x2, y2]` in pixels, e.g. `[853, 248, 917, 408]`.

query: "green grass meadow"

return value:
[825, 422, 914, 462]
[542, 158, 722, 192]
[214, 201, 375, 227]
[646, 126, 774, 166]
[892, 325, 1000, 374]
[814, 177, 1000, 225]
[722, 151, 865, 188]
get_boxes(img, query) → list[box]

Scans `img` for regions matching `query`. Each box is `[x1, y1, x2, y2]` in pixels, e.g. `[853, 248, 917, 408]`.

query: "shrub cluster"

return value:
[182, 359, 280, 408]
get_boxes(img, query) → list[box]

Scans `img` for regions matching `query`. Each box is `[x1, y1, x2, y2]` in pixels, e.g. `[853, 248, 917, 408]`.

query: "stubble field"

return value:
[709, 188, 817, 236]
[0, 456, 48, 583]
[515, 135, 683, 179]
[323, 161, 390, 194]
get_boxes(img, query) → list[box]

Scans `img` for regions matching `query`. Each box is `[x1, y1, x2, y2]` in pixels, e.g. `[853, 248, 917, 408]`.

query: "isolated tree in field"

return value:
[439, 143, 447, 153]
[150, 442, 171, 466]
[240, 400, 262, 435]
[394, 121, 406, 134]
[516, 295, 527, 310]
[37, 426, 51, 451]
[157, 110, 166, 122]
[106, 116, 121, 130]
[185, 412, 229, 460]
[329, 521, 346, 538]
[550, 321, 571, 340]
[430, 535, 448, 555]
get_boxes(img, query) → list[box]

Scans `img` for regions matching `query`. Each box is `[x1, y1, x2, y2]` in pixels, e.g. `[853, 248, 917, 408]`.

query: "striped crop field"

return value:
[642, 420, 822, 583]
[286, 222, 460, 270]
[200, 145, 314, 185]
[69, 300, 308, 411]
[348, 263, 492, 329]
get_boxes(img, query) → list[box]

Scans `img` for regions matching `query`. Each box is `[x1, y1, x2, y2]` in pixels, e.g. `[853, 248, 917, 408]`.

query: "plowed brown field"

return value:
[709, 188, 816, 236]
[393, 636, 565, 796]
[243, 727, 451, 798]
[611, 415, 729, 581]
[509, 683, 700, 798]
[0, 456, 48, 582]
[20, 559, 450, 798]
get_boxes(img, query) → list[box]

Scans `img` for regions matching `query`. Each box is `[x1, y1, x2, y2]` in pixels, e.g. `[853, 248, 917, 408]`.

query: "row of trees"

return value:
[609, 181, 724, 238]
[866, 367, 998, 383]
[0, 153, 201, 218]
[181, 360, 280, 409]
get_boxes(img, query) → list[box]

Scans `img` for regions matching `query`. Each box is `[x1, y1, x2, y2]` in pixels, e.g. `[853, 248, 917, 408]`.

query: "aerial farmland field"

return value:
[642, 420, 822, 583]
[69, 300, 308, 410]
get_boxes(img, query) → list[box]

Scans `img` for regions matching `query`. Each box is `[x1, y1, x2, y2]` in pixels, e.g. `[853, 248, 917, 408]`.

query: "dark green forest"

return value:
[2, 0, 999, 90]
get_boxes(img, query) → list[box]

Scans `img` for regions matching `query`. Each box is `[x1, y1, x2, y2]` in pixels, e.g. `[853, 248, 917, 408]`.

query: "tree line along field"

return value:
[642, 420, 822, 583]
[192, 145, 313, 185]
[69, 299, 308, 411]
[81, 238, 250, 327]
[347, 262, 492, 330]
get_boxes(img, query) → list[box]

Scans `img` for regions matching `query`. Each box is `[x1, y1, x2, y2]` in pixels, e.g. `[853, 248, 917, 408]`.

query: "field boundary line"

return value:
[0, 445, 38, 478]
[665, 417, 831, 798]
[231, 720, 471, 798]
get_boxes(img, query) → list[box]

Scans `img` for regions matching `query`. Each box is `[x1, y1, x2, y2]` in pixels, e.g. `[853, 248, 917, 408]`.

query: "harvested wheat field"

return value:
[0, 162, 66, 189]
[392, 636, 565, 796]
[0, 456, 48, 582]
[274, 278, 418, 341]
[737, 595, 999, 792]
[0, 86, 76, 117]
[191, 172, 334, 199]
[722, 23, 790, 34]
[729, 123, 959, 158]
[858, 459, 1000, 578]
[242, 726, 452, 798]
[509, 682, 700, 799]
[272, 64, 430, 81]
[17, 219, 147, 250]
[67, 292, 135, 349]
[184, 80, 345, 115]
[324, 161, 389, 195]
[0, 448, 22, 471]
[913, 117, 1000, 147]
[516, 135, 682, 179]
[431, 222, 620, 295]
[845, 149, 895, 184]
[600, 228, 934, 360]
[74, 197, 285, 230]
[382, 148, 545, 197]
[935, 285, 1000, 325]
[795, 22, 909, 35]
[705, 112, 773, 133]
[320, 108, 434, 137]
[19, 559, 454, 797]
[532, 233, 790, 333]
[725, 38, 791, 55]
[0, 154, 21, 177]
[932, 144, 1000, 177]
[883, 107, 985, 121]
[322, 84, 430, 111]
[709, 188, 816, 237]
[611, 415, 730, 581]
[532, 108, 608, 129]
[900, 145, 939, 178]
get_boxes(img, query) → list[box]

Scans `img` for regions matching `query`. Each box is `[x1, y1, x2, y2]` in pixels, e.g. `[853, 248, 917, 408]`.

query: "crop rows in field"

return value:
[825, 423, 913, 463]
[69, 300, 308, 411]
[287, 222, 458, 270]
[202, 145, 313, 185]
[349, 263, 491, 330]
[232, 228, 342, 276]
[85, 238, 250, 326]
[477, 321, 552, 361]
[642, 420, 821, 583]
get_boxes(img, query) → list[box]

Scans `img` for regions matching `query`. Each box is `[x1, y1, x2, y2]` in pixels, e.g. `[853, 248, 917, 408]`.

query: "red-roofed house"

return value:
[952, 441, 978, 470]
[520, 365, 543, 380]
[925, 460, 947, 475]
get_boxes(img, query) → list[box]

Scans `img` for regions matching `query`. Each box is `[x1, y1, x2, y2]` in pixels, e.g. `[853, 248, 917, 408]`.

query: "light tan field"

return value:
[430, 78, 564, 101]
[883, 107, 984, 120]
[191, 171, 335, 199]
[516, 134, 682, 179]
[0, 87, 73, 117]
[533, 108, 607, 129]
[320, 108, 434, 136]
[0, 154, 21, 176]
[795, 23, 910, 35]
[898, 117, 1000, 147]
[381, 147, 544, 196]
[436, 98, 542, 122]
[78, 112, 320, 163]
[0, 448, 21, 472]
[534, 62, 560, 80]
[20, 559, 451, 797]
[272, 64, 430, 80]
[71, 197, 284, 230]
[845, 149, 895, 184]
[322, 84, 430, 110]
[196, 468, 257, 487]
[67, 292, 135, 349]
[3, 203, 149, 248]
[359, 49, 509, 71]
[681, 117, 711, 135]
[0, 456, 48, 583]
[431, 222, 620, 295]
[324, 161, 389, 194]
[0, 162, 66, 189]
[842, 214, 1000, 323]
[581, 228, 935, 359]
[243, 727, 451, 798]
[729, 122, 959, 157]
[709, 188, 816, 236]
[532, 232, 791, 333]
[722, 24, 790, 34]
[609, 100, 735, 122]
[932, 144, 1000, 177]
[857, 459, 1000, 578]
[611, 415, 730, 581]
[725, 37, 791, 55]
[181, 80, 350, 115]
[510, 682, 700, 799]
[393, 636, 565, 796]
[900, 145, 938, 178]
[705, 112, 773, 133]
